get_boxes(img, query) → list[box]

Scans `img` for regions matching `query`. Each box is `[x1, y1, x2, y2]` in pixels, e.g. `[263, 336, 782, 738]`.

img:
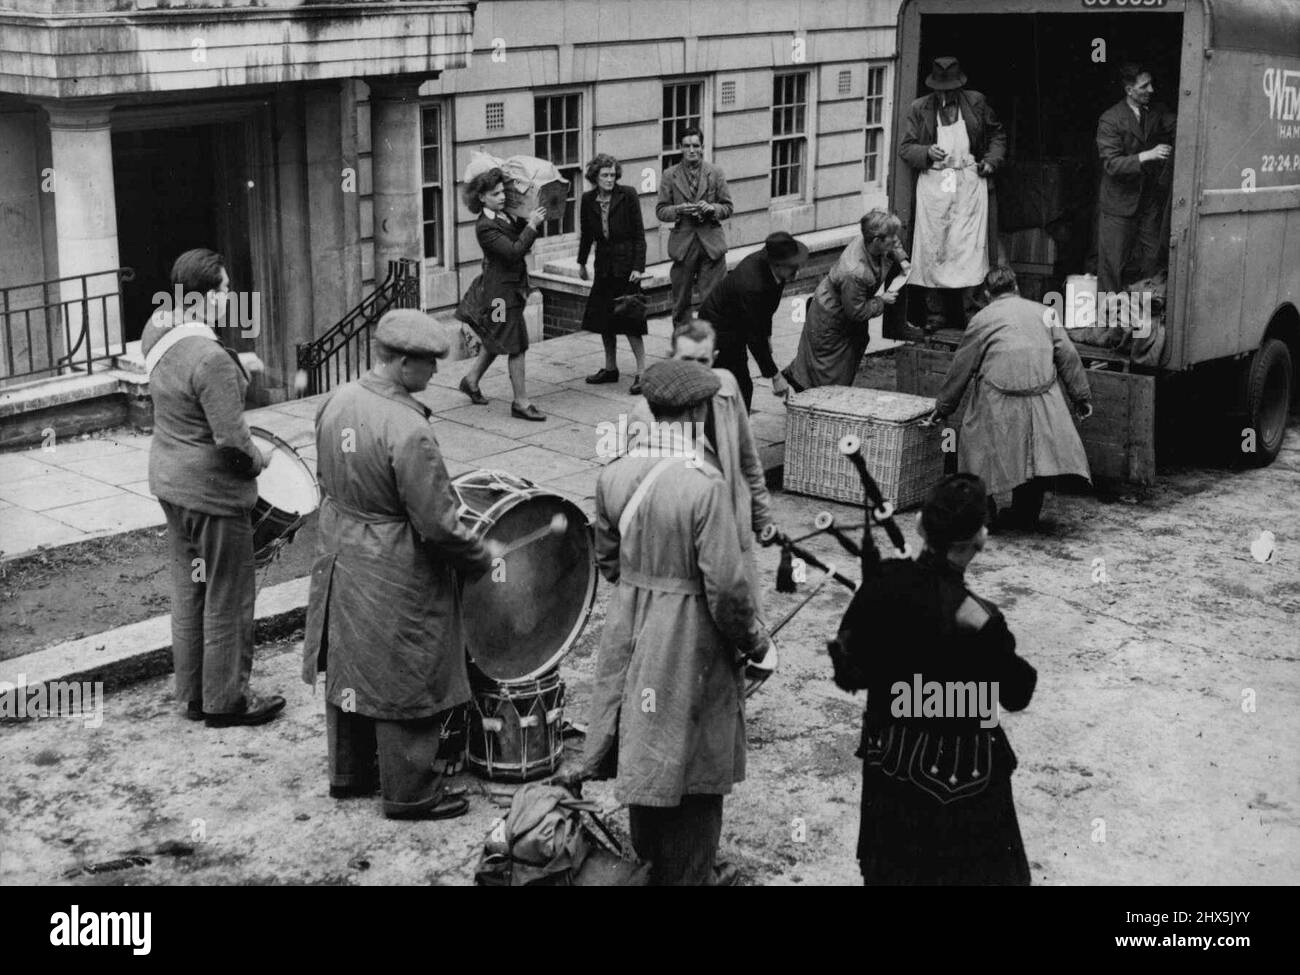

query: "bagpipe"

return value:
[756, 433, 912, 693]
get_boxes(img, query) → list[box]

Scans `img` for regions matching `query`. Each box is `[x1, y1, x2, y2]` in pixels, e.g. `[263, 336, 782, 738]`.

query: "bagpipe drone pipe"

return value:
[758, 434, 911, 690]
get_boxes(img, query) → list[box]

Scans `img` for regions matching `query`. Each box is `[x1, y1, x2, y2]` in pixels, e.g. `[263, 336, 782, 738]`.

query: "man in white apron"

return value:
[899, 57, 1007, 332]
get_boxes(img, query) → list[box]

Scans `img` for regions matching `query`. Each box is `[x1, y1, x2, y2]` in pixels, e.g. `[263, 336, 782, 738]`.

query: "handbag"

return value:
[454, 273, 487, 329]
[611, 281, 647, 328]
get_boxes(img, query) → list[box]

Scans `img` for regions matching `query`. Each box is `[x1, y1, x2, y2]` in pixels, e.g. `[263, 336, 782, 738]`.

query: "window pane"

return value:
[422, 147, 440, 183]
[534, 98, 547, 132]
[663, 86, 673, 116]
[565, 130, 578, 164]
[421, 105, 440, 146]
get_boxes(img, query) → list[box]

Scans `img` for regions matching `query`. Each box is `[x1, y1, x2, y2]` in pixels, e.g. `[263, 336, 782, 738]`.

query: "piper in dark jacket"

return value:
[832, 473, 1037, 885]
[1095, 62, 1176, 305]
[578, 154, 648, 394]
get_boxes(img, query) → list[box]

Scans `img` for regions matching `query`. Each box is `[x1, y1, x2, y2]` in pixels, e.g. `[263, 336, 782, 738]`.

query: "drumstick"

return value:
[494, 513, 568, 560]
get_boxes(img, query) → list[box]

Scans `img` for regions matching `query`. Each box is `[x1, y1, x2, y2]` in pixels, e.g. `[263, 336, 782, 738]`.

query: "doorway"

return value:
[112, 122, 256, 352]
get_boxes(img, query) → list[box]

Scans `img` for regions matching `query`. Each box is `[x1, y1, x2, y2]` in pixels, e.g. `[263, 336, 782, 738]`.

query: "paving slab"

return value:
[473, 444, 597, 483]
[58, 448, 152, 486]
[0, 452, 59, 480]
[0, 507, 90, 555]
[517, 421, 606, 462]
[0, 470, 124, 511]
[536, 468, 603, 502]
[436, 403, 567, 439]
[44, 491, 165, 535]
[531, 388, 630, 426]
[424, 419, 519, 462]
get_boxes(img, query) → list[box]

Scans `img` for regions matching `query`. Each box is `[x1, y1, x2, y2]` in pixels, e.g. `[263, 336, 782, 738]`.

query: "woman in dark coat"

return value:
[578, 154, 648, 395]
[458, 168, 549, 421]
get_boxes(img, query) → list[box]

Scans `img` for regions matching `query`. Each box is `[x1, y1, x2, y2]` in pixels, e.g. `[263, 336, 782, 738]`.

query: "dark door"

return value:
[112, 123, 254, 347]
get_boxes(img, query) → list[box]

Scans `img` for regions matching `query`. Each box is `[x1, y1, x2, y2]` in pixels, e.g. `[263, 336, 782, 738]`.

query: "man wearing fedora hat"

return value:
[900, 56, 1006, 332]
[304, 309, 500, 821]
[696, 231, 809, 411]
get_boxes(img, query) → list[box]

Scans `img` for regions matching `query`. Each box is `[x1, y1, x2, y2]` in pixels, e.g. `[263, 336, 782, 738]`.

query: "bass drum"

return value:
[452, 470, 597, 684]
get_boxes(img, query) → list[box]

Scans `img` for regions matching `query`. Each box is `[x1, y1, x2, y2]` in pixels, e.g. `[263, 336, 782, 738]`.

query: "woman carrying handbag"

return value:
[577, 154, 648, 395]
[457, 167, 548, 421]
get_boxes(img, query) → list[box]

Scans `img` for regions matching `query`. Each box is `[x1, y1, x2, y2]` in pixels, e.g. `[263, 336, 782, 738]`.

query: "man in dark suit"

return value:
[1095, 62, 1176, 312]
[899, 57, 1007, 331]
[656, 126, 735, 327]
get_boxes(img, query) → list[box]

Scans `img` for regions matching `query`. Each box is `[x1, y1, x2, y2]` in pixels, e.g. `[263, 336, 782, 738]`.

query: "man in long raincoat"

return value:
[926, 266, 1093, 530]
[303, 310, 494, 820]
[577, 359, 770, 885]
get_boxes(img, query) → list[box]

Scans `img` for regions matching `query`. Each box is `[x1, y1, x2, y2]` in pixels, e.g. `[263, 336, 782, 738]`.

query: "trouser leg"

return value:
[629, 794, 724, 886]
[1131, 194, 1165, 281]
[375, 714, 444, 817]
[1011, 478, 1049, 526]
[669, 239, 703, 326]
[195, 510, 256, 713]
[161, 501, 205, 706]
[1097, 211, 1134, 302]
[940, 287, 968, 330]
[714, 343, 753, 411]
[695, 251, 728, 307]
[326, 702, 379, 791]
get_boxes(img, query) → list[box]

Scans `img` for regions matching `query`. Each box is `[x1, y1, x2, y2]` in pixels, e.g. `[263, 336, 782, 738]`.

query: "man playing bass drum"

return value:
[829, 473, 1038, 885]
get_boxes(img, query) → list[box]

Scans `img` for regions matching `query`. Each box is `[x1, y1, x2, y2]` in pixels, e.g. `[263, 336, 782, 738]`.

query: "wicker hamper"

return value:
[783, 386, 944, 510]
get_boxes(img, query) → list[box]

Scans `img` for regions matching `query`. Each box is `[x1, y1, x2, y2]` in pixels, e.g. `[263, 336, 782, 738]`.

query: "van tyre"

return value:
[1244, 338, 1292, 467]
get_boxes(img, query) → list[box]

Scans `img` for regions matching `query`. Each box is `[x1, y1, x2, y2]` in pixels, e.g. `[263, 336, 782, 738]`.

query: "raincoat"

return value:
[935, 294, 1092, 496]
[302, 372, 491, 720]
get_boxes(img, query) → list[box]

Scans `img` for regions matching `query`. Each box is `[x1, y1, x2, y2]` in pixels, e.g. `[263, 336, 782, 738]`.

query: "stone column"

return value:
[366, 77, 423, 280]
[42, 99, 123, 362]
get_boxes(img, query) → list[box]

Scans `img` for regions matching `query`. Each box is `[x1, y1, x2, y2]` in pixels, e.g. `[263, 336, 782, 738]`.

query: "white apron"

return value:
[910, 114, 989, 289]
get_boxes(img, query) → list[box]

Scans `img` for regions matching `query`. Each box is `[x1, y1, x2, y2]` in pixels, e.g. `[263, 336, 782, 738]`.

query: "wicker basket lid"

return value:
[787, 385, 935, 423]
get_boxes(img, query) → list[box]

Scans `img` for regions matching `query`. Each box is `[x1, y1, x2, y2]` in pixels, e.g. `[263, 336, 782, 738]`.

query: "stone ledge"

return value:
[0, 576, 309, 704]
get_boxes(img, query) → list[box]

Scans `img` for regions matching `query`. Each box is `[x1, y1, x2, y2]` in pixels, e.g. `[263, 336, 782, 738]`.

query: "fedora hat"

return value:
[763, 231, 810, 267]
[925, 56, 967, 92]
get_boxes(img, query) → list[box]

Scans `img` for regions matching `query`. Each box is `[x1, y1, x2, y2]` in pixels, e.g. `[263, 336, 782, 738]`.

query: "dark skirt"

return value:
[469, 289, 529, 355]
[581, 271, 647, 337]
[858, 766, 1031, 886]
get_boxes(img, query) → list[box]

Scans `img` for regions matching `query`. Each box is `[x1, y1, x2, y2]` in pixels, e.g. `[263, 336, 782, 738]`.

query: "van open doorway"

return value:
[895, 10, 1184, 330]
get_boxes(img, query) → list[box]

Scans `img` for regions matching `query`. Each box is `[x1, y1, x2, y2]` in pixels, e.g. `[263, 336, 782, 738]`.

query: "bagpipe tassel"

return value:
[776, 544, 797, 593]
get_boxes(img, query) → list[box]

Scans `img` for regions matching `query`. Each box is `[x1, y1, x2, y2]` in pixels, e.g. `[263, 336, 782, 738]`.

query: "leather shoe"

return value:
[511, 403, 546, 422]
[183, 701, 204, 722]
[204, 693, 286, 728]
[458, 377, 488, 405]
[586, 368, 619, 384]
[385, 795, 470, 820]
[329, 782, 379, 799]
[629, 374, 643, 395]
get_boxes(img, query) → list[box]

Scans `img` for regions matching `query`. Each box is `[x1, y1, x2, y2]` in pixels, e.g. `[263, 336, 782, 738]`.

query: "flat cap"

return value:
[640, 359, 720, 410]
[374, 309, 451, 359]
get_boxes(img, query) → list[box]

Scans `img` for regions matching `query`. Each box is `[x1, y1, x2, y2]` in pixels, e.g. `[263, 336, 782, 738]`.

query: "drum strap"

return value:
[616, 456, 680, 538]
[144, 323, 219, 378]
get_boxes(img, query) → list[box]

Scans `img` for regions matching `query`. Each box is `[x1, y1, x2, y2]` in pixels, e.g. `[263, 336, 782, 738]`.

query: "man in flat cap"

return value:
[569, 359, 770, 885]
[303, 309, 498, 820]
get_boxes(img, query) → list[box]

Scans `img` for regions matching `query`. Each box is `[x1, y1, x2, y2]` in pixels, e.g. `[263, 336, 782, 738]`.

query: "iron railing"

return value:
[295, 259, 420, 396]
[1, 267, 135, 382]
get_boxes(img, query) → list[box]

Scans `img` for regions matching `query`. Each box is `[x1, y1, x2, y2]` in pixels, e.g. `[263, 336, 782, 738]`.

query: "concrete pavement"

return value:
[1, 311, 815, 562]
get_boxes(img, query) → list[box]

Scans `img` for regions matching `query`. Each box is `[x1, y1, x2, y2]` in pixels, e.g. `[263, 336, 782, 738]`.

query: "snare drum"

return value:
[467, 669, 566, 781]
[248, 427, 320, 566]
[452, 470, 597, 684]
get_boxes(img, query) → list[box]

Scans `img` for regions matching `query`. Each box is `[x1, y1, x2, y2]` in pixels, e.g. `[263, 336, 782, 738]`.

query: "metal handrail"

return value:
[295, 258, 420, 396]
[0, 267, 135, 382]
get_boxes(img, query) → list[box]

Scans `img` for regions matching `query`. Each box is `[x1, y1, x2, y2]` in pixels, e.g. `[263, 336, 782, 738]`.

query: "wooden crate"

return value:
[783, 386, 945, 510]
